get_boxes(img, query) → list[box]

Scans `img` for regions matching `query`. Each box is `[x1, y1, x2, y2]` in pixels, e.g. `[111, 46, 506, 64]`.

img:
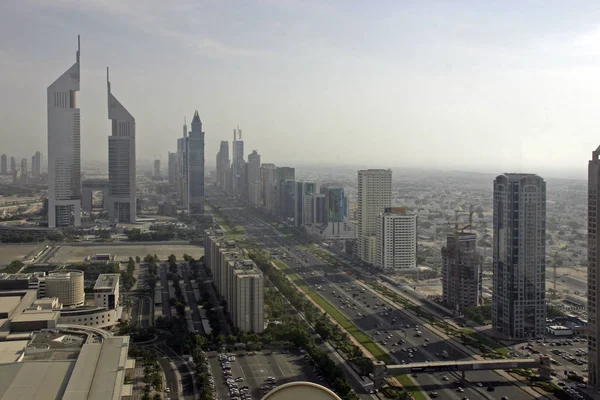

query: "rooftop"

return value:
[93, 274, 119, 291]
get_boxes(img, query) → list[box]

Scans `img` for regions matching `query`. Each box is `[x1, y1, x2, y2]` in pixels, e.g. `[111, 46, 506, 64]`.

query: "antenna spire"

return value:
[76, 35, 81, 63]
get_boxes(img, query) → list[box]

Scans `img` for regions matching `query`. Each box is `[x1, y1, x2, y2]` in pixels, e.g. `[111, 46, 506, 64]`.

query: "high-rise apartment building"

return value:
[10, 157, 16, 174]
[442, 232, 479, 312]
[0, 154, 6, 175]
[492, 173, 546, 339]
[107, 67, 136, 223]
[275, 167, 295, 217]
[20, 158, 27, 176]
[588, 147, 600, 388]
[375, 207, 417, 270]
[357, 169, 392, 264]
[188, 110, 205, 215]
[47, 36, 82, 228]
[260, 163, 277, 212]
[247, 150, 261, 207]
[217, 141, 230, 190]
[231, 127, 244, 197]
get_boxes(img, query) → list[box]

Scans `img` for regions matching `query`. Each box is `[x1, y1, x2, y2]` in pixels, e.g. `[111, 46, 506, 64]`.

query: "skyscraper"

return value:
[231, 127, 244, 197]
[20, 158, 27, 176]
[0, 154, 6, 175]
[376, 207, 417, 270]
[492, 173, 546, 339]
[588, 147, 600, 387]
[47, 36, 82, 228]
[275, 167, 295, 217]
[10, 157, 16, 174]
[107, 67, 136, 223]
[32, 151, 41, 177]
[177, 119, 188, 207]
[153, 159, 161, 178]
[357, 169, 392, 264]
[188, 110, 205, 215]
[260, 163, 277, 212]
[168, 152, 177, 188]
[247, 150, 261, 207]
[442, 232, 479, 312]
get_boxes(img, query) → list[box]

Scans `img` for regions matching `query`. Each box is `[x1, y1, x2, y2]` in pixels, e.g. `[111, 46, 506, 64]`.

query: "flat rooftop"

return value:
[93, 274, 119, 291]
[0, 296, 22, 316]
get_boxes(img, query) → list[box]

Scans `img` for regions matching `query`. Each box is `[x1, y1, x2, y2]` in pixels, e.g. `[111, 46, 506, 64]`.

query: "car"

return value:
[429, 392, 439, 398]
[501, 397, 509, 400]
[457, 387, 464, 392]
[476, 382, 483, 387]
[441, 376, 449, 381]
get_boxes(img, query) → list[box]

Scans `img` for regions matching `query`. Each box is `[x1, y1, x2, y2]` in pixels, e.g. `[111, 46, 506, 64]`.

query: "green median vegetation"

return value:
[272, 259, 391, 363]
[394, 375, 427, 400]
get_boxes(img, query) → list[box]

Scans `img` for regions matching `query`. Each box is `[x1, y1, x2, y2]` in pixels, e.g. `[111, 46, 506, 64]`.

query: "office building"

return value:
[588, 147, 600, 388]
[376, 207, 417, 270]
[47, 36, 82, 228]
[247, 150, 261, 207]
[20, 158, 27, 176]
[442, 232, 479, 312]
[0, 154, 6, 175]
[44, 270, 84, 307]
[153, 159, 161, 178]
[188, 110, 205, 215]
[303, 192, 327, 226]
[107, 68, 136, 223]
[168, 152, 177, 188]
[492, 173, 546, 339]
[93, 273, 119, 310]
[357, 169, 392, 264]
[10, 157, 16, 174]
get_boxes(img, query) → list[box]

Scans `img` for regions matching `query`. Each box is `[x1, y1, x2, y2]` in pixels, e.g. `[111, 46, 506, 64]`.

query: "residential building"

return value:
[276, 167, 295, 217]
[248, 150, 261, 207]
[10, 157, 16, 174]
[375, 207, 417, 270]
[442, 232, 479, 312]
[492, 173, 546, 339]
[0, 154, 6, 175]
[33, 151, 42, 177]
[588, 147, 600, 388]
[188, 110, 205, 215]
[47, 36, 82, 228]
[357, 169, 392, 264]
[107, 68, 136, 223]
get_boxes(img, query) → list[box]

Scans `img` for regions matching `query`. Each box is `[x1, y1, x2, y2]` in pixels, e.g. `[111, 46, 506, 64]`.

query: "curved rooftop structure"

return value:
[260, 382, 341, 400]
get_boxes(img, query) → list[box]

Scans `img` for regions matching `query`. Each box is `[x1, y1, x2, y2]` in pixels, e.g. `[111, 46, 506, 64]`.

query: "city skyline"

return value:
[3, 2, 600, 178]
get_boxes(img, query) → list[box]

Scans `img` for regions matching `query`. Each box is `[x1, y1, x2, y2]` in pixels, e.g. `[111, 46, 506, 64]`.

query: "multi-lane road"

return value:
[206, 189, 533, 400]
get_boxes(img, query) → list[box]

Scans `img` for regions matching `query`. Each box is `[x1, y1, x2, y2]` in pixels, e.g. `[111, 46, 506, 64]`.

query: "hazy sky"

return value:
[2, 1, 600, 178]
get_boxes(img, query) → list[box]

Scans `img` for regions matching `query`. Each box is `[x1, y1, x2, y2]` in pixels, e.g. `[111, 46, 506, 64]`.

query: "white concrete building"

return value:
[107, 68, 136, 223]
[47, 36, 82, 228]
[247, 150, 261, 207]
[93, 273, 119, 310]
[45, 271, 84, 307]
[376, 207, 417, 270]
[492, 173, 546, 339]
[232, 264, 264, 333]
[357, 169, 392, 265]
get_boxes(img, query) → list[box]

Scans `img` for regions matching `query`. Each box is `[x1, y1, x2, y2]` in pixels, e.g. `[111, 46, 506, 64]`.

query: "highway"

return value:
[206, 189, 533, 400]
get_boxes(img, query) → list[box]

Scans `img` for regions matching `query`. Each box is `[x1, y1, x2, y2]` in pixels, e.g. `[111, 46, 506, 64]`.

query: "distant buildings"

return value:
[260, 163, 277, 213]
[32, 151, 41, 177]
[492, 173, 546, 339]
[232, 127, 244, 197]
[107, 67, 136, 223]
[168, 152, 177, 188]
[216, 141, 230, 191]
[176, 120, 188, 208]
[247, 150, 261, 207]
[442, 232, 479, 312]
[10, 157, 16, 174]
[204, 229, 264, 333]
[376, 207, 417, 270]
[20, 158, 27, 177]
[357, 169, 392, 265]
[47, 36, 82, 228]
[153, 159, 161, 178]
[588, 147, 600, 388]
[1, 154, 7, 175]
[188, 110, 205, 215]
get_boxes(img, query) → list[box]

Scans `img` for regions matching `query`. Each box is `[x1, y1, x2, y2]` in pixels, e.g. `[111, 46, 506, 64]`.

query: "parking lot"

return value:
[207, 350, 322, 400]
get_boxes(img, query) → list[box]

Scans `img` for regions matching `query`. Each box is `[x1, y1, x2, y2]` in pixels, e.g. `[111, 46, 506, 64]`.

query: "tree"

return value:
[168, 254, 177, 263]
[136, 256, 141, 263]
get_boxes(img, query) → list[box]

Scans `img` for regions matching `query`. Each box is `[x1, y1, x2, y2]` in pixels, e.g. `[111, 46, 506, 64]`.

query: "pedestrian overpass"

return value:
[371, 356, 552, 387]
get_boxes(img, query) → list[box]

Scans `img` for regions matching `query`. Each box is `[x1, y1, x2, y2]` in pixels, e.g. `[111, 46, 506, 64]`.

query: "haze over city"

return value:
[1, 1, 600, 177]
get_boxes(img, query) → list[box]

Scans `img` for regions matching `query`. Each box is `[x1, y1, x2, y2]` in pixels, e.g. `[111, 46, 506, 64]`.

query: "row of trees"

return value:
[121, 257, 137, 290]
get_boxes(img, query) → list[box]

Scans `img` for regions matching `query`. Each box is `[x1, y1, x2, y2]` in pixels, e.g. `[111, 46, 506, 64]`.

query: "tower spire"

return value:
[76, 34, 80, 63]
